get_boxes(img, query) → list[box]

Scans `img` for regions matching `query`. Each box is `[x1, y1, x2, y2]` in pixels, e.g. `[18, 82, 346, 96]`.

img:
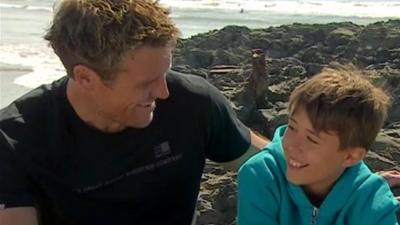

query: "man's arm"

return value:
[0, 207, 39, 225]
[220, 130, 270, 171]
[0, 130, 38, 225]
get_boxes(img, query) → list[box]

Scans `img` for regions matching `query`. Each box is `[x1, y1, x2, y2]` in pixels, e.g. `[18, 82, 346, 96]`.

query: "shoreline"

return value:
[0, 63, 33, 108]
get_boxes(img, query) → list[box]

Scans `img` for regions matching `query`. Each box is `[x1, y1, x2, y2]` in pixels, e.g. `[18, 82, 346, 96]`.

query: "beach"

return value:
[0, 63, 32, 107]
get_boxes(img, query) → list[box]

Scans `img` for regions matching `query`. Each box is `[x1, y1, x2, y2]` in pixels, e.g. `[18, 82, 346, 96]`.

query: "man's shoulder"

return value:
[167, 70, 212, 97]
[162, 70, 219, 113]
[0, 76, 67, 129]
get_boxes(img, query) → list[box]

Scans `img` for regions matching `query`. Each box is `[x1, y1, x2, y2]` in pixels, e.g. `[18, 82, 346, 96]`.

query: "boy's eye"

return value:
[307, 136, 319, 145]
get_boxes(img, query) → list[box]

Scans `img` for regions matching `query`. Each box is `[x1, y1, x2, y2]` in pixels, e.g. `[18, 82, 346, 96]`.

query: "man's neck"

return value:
[66, 78, 126, 133]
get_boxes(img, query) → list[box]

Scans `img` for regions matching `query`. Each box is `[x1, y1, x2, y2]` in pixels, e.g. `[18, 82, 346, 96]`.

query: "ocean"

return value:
[1, 0, 400, 108]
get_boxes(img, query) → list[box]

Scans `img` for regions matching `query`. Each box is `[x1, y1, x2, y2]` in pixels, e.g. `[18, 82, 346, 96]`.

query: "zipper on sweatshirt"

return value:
[311, 206, 319, 225]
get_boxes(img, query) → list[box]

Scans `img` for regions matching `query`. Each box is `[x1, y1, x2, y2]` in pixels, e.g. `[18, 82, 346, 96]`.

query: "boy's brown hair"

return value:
[288, 65, 391, 150]
[44, 0, 180, 80]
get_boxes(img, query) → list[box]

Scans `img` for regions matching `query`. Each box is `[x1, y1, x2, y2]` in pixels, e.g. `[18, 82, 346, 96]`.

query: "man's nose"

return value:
[153, 75, 170, 100]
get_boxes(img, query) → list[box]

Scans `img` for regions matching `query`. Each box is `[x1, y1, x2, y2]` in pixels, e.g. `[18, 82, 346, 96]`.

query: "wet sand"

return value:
[0, 63, 33, 108]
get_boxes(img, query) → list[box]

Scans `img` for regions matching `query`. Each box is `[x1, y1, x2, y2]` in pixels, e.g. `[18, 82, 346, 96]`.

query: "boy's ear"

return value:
[342, 147, 366, 168]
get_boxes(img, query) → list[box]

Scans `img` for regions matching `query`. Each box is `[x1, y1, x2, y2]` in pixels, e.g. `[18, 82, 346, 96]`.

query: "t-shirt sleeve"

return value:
[204, 82, 251, 162]
[0, 130, 35, 208]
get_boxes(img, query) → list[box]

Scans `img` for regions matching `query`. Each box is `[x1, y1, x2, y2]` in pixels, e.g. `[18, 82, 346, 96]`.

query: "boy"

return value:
[238, 66, 399, 225]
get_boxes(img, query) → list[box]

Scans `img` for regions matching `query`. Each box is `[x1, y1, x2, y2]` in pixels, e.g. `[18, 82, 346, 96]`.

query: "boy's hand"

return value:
[378, 170, 400, 188]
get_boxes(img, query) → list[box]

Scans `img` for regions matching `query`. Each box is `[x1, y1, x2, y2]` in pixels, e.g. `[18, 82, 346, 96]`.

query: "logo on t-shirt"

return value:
[76, 141, 182, 193]
[154, 141, 171, 158]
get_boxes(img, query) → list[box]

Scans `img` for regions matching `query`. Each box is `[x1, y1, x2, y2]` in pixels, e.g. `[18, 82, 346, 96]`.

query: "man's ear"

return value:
[72, 64, 100, 91]
[342, 147, 366, 168]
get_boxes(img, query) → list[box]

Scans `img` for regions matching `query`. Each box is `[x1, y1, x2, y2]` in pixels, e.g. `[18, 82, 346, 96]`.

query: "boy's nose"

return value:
[287, 142, 304, 154]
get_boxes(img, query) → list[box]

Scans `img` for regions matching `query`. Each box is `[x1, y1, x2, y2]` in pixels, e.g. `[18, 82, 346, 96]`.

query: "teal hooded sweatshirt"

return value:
[238, 125, 399, 225]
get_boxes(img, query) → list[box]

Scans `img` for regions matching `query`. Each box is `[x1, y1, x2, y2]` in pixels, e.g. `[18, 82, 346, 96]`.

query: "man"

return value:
[0, 1, 266, 225]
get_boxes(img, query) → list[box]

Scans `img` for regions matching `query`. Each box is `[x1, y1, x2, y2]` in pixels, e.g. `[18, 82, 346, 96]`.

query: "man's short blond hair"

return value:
[288, 65, 391, 150]
[45, 0, 180, 80]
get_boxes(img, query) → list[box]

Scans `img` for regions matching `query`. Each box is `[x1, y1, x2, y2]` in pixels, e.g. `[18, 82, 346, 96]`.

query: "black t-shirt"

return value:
[0, 71, 250, 225]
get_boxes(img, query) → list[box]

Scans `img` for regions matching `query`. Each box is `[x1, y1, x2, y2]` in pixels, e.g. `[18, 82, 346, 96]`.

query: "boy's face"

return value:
[282, 106, 352, 196]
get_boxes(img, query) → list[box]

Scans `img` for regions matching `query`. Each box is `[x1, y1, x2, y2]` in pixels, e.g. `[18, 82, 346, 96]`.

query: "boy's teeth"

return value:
[289, 158, 307, 168]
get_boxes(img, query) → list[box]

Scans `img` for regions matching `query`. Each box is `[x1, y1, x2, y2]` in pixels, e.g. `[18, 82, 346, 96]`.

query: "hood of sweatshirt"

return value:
[268, 125, 399, 220]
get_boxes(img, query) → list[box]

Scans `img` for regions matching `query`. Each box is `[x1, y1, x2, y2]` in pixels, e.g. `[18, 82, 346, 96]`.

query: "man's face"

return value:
[91, 46, 172, 128]
[282, 106, 348, 195]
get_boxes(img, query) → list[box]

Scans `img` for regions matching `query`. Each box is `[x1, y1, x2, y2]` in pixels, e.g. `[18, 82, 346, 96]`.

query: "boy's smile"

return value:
[287, 157, 309, 169]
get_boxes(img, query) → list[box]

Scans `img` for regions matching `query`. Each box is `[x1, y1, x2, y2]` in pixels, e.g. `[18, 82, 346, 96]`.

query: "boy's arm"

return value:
[353, 177, 400, 225]
[372, 188, 399, 225]
[373, 211, 399, 225]
[371, 182, 399, 225]
[365, 199, 399, 225]
[237, 161, 279, 225]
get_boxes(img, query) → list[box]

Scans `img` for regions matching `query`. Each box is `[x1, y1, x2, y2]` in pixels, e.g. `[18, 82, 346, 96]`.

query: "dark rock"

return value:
[369, 133, 400, 168]
[325, 27, 358, 48]
[186, 49, 214, 69]
[259, 106, 289, 137]
[301, 45, 328, 64]
[304, 62, 324, 75]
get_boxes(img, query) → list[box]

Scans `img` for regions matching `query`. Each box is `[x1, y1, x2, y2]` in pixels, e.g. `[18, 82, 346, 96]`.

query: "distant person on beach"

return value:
[238, 66, 400, 225]
[0, 1, 399, 225]
[0, 0, 267, 224]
